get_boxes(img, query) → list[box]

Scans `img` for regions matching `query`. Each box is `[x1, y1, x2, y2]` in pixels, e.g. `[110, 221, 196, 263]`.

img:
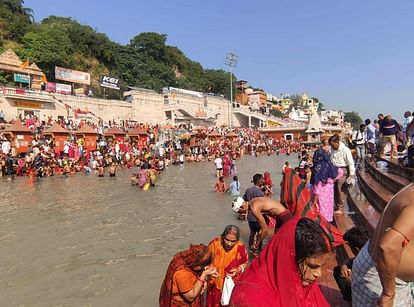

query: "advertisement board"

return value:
[56, 83, 72, 95]
[46, 82, 56, 92]
[100, 75, 120, 90]
[55, 66, 90, 85]
[14, 73, 30, 84]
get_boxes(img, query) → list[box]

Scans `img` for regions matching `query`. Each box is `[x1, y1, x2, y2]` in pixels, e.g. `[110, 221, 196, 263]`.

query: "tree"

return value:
[0, 0, 33, 42]
[344, 111, 363, 129]
[270, 109, 284, 118]
[129, 32, 167, 61]
[18, 23, 73, 78]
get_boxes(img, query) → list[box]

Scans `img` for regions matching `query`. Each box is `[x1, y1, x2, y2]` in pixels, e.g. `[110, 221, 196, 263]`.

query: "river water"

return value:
[0, 154, 297, 307]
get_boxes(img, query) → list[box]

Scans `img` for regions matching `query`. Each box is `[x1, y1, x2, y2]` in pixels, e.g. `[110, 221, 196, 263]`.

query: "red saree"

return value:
[229, 218, 329, 307]
[281, 168, 344, 246]
[207, 237, 248, 307]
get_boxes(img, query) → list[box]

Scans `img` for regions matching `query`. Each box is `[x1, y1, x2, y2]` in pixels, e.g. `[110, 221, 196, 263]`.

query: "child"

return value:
[214, 176, 228, 192]
[229, 176, 241, 196]
[333, 227, 370, 302]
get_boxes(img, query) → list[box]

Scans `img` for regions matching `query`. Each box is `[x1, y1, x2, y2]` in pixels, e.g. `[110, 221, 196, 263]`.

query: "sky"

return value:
[24, 0, 414, 121]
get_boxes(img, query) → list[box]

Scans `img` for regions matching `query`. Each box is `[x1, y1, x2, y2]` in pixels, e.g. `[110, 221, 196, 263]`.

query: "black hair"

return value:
[343, 226, 370, 251]
[233, 176, 238, 181]
[328, 134, 340, 144]
[295, 218, 329, 265]
[365, 119, 371, 125]
[253, 173, 263, 185]
[221, 225, 240, 240]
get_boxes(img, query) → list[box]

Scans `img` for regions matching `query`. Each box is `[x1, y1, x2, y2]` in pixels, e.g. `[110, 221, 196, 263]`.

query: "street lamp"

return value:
[225, 52, 238, 128]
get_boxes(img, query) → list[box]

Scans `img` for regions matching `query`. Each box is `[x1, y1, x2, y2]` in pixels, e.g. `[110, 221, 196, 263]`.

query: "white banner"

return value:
[55, 66, 90, 85]
[56, 83, 72, 95]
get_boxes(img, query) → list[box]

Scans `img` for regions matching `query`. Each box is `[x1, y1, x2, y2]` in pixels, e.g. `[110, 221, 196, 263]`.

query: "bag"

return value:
[220, 276, 235, 306]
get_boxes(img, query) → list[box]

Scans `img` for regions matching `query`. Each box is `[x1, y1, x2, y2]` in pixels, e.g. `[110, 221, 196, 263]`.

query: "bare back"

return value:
[369, 183, 414, 281]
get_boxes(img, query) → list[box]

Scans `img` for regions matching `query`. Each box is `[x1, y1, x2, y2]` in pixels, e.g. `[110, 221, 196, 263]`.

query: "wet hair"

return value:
[328, 134, 340, 144]
[219, 176, 224, 181]
[295, 218, 329, 265]
[221, 225, 240, 240]
[343, 227, 370, 251]
[253, 173, 263, 184]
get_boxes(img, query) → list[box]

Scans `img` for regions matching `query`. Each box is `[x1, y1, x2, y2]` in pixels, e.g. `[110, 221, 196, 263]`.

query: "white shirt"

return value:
[330, 142, 355, 176]
[352, 130, 366, 145]
[1, 140, 10, 154]
[214, 157, 223, 169]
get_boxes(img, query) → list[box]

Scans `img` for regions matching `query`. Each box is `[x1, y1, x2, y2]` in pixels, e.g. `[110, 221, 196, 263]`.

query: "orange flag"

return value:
[19, 60, 29, 69]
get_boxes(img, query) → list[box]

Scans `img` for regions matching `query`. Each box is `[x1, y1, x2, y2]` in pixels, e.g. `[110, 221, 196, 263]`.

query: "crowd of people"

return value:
[158, 111, 414, 307]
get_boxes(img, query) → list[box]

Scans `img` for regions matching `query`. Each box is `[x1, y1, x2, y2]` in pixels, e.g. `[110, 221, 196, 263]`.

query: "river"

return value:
[0, 154, 298, 306]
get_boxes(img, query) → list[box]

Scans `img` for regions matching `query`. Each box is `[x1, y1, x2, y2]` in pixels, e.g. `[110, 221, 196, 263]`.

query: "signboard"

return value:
[56, 83, 72, 95]
[74, 88, 85, 96]
[14, 73, 30, 84]
[15, 101, 42, 109]
[55, 66, 90, 85]
[100, 75, 120, 90]
[46, 82, 56, 92]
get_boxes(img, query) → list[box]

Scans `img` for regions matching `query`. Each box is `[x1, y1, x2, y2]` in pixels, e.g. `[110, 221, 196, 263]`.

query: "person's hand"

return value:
[377, 292, 395, 307]
[202, 265, 219, 279]
[339, 265, 352, 283]
[227, 268, 238, 278]
[346, 176, 356, 186]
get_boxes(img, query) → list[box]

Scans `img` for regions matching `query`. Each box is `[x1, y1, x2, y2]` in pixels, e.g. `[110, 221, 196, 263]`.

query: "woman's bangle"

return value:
[239, 265, 245, 273]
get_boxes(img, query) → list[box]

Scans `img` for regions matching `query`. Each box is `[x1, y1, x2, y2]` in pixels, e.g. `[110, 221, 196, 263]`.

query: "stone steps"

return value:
[365, 161, 410, 195]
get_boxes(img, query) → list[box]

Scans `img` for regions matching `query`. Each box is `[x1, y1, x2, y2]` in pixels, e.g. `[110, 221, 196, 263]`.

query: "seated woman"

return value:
[214, 176, 228, 193]
[207, 225, 248, 307]
[159, 244, 218, 307]
[230, 217, 331, 306]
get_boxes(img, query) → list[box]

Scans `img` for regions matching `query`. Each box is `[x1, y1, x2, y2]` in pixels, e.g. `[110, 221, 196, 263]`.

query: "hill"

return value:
[0, 0, 234, 99]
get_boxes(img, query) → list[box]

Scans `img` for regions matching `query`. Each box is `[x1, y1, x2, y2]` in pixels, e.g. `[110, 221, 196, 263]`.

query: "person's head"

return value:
[220, 225, 240, 252]
[321, 138, 330, 152]
[252, 173, 264, 186]
[219, 176, 224, 182]
[377, 113, 384, 120]
[343, 227, 369, 255]
[328, 134, 340, 150]
[365, 118, 371, 126]
[285, 161, 289, 166]
[359, 124, 366, 131]
[233, 175, 238, 182]
[404, 111, 411, 118]
[182, 244, 211, 272]
[295, 218, 330, 286]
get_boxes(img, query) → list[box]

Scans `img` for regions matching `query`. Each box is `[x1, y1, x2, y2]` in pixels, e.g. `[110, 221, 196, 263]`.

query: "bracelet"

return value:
[239, 265, 245, 273]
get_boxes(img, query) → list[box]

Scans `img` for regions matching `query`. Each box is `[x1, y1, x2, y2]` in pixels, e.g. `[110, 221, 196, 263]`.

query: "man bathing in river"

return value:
[352, 183, 414, 306]
[233, 196, 287, 254]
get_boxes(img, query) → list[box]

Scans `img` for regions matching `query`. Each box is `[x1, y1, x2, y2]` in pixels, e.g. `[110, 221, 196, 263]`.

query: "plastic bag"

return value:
[220, 276, 235, 306]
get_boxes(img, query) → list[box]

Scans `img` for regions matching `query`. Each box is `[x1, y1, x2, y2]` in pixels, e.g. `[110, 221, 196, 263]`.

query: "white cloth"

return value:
[330, 142, 355, 176]
[220, 276, 235, 305]
[214, 157, 223, 169]
[1, 140, 10, 154]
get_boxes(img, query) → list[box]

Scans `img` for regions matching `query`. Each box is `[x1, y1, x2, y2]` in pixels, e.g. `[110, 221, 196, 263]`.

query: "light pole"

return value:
[225, 52, 238, 128]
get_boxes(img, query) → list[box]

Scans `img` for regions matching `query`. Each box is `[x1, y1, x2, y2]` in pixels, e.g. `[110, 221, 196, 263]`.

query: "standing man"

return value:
[242, 173, 265, 256]
[328, 134, 355, 215]
[213, 154, 223, 178]
[352, 124, 367, 167]
[365, 119, 376, 161]
[352, 183, 414, 306]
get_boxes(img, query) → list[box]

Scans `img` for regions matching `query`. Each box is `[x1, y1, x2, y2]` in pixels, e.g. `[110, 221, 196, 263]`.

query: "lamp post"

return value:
[225, 52, 238, 128]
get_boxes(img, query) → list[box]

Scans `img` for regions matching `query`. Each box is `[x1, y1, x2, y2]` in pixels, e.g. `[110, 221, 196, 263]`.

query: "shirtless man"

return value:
[233, 196, 287, 253]
[352, 183, 414, 307]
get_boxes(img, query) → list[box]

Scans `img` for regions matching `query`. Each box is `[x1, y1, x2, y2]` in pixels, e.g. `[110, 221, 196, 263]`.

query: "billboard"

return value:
[14, 73, 30, 84]
[100, 75, 120, 90]
[55, 66, 90, 85]
[46, 82, 56, 92]
[56, 83, 72, 95]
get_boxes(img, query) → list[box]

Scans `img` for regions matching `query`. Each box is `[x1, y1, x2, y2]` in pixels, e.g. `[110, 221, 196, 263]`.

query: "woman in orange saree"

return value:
[207, 225, 248, 307]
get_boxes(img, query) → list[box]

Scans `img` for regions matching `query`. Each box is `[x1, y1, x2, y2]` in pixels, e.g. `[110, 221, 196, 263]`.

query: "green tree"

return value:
[0, 0, 33, 42]
[344, 111, 363, 129]
[270, 108, 284, 118]
[18, 23, 73, 78]
[129, 32, 167, 61]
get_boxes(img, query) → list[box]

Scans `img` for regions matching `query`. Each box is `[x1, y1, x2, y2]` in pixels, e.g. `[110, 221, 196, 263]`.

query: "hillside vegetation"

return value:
[0, 0, 233, 99]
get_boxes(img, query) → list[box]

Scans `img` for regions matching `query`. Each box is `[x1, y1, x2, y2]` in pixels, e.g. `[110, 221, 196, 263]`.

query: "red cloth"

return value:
[159, 244, 209, 307]
[280, 168, 344, 247]
[263, 171, 273, 186]
[229, 218, 330, 307]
